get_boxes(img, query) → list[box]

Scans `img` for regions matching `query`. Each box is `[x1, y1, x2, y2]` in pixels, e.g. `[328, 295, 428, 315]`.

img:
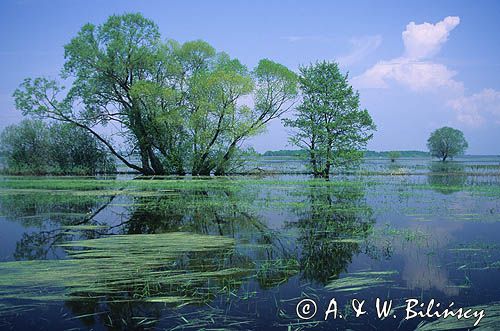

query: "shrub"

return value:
[0, 120, 116, 175]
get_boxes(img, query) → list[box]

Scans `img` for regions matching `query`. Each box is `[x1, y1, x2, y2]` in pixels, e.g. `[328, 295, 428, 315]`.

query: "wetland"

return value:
[0, 156, 500, 330]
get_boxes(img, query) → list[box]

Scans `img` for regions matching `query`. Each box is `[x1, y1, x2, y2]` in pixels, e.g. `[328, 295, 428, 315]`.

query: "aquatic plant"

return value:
[0, 232, 249, 308]
[325, 271, 397, 293]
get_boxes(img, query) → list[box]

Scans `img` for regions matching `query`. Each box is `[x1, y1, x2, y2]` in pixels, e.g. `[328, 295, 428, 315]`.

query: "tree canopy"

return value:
[427, 126, 468, 161]
[13, 13, 298, 175]
[283, 61, 376, 178]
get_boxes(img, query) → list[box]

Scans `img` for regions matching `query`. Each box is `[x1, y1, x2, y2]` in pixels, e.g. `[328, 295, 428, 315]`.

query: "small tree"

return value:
[427, 127, 468, 162]
[388, 151, 401, 162]
[283, 61, 376, 178]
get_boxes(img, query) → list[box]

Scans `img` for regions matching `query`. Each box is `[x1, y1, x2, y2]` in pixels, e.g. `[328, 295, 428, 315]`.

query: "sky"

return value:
[1, 0, 500, 154]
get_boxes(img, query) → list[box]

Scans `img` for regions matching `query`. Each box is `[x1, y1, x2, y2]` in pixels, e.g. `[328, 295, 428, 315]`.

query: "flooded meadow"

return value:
[1, 157, 500, 330]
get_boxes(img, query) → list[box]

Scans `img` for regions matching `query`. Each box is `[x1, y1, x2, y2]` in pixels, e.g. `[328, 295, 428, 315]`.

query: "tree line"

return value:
[262, 150, 431, 158]
[2, 13, 469, 178]
[2, 13, 377, 178]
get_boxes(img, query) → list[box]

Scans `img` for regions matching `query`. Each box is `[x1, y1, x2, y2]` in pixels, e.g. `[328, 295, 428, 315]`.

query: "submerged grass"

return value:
[326, 271, 397, 293]
[0, 232, 248, 310]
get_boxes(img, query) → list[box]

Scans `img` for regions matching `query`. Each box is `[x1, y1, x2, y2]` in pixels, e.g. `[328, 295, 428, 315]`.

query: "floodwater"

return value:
[0, 157, 499, 330]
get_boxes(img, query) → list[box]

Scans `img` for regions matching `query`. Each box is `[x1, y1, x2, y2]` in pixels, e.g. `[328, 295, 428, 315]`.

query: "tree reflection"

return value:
[0, 193, 114, 260]
[287, 183, 375, 284]
[0, 182, 288, 329]
[0, 178, 376, 329]
[428, 162, 467, 194]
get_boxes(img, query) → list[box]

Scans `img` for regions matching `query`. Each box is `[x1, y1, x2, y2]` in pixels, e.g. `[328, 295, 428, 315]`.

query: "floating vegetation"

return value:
[448, 242, 500, 271]
[368, 224, 430, 245]
[326, 271, 397, 293]
[0, 232, 249, 312]
[0, 302, 38, 317]
[256, 258, 300, 289]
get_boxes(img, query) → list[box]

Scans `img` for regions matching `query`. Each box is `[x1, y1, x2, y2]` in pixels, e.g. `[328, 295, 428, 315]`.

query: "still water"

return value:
[0, 157, 499, 330]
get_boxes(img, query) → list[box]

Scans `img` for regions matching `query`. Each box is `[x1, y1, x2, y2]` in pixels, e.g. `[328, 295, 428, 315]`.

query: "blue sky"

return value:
[1, 0, 499, 154]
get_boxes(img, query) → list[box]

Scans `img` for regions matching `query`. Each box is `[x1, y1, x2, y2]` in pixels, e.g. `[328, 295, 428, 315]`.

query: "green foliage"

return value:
[427, 126, 468, 161]
[283, 61, 376, 178]
[0, 119, 115, 175]
[388, 151, 401, 162]
[13, 13, 298, 176]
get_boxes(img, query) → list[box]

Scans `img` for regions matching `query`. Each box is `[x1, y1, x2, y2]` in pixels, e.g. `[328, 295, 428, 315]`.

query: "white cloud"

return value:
[353, 57, 463, 92]
[447, 89, 500, 127]
[337, 35, 382, 66]
[353, 15, 500, 128]
[353, 16, 462, 92]
[402, 16, 460, 60]
[286, 16, 500, 129]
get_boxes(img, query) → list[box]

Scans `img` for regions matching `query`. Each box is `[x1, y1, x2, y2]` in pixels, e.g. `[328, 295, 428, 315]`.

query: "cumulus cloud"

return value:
[286, 16, 499, 128]
[353, 57, 463, 92]
[353, 16, 462, 92]
[403, 16, 460, 60]
[447, 89, 500, 127]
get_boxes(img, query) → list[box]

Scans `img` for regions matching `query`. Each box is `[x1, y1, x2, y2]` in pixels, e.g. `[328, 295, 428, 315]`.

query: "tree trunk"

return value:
[323, 136, 333, 180]
[215, 142, 238, 176]
[198, 163, 212, 176]
[139, 149, 154, 175]
[322, 163, 331, 180]
[147, 148, 165, 175]
[310, 138, 320, 177]
[192, 158, 212, 176]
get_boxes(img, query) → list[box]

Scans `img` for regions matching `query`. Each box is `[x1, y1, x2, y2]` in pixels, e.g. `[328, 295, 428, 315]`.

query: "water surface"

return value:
[1, 157, 500, 330]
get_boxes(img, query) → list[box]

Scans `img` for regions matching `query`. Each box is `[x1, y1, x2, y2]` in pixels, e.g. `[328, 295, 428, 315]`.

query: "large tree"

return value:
[283, 61, 376, 178]
[13, 13, 297, 176]
[427, 126, 468, 162]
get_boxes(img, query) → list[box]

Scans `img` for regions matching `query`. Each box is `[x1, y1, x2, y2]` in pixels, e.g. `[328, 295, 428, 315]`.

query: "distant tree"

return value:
[48, 123, 116, 174]
[263, 149, 308, 157]
[427, 127, 468, 162]
[388, 151, 401, 162]
[283, 61, 376, 178]
[0, 120, 51, 173]
[0, 120, 115, 175]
